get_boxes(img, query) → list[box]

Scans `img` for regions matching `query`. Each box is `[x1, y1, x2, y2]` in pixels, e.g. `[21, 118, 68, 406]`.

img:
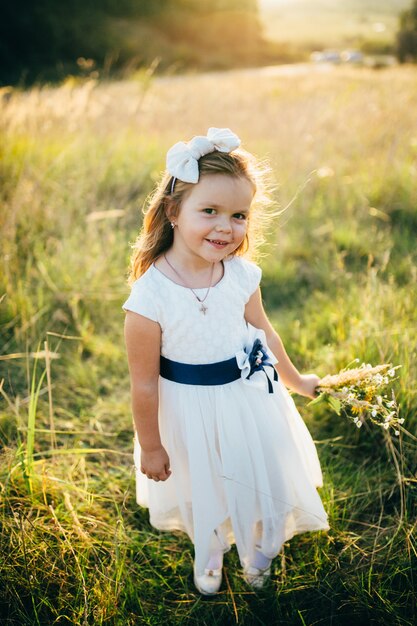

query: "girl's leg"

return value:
[251, 546, 272, 570]
[252, 520, 273, 565]
[205, 528, 225, 570]
[206, 551, 223, 570]
[194, 529, 224, 595]
[243, 521, 272, 588]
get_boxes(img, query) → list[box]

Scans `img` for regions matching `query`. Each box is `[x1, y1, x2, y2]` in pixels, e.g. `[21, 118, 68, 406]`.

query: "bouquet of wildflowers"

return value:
[311, 361, 403, 435]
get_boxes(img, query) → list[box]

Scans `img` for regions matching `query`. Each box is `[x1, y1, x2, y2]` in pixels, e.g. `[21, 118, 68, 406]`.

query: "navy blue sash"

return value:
[160, 338, 278, 393]
[160, 355, 241, 386]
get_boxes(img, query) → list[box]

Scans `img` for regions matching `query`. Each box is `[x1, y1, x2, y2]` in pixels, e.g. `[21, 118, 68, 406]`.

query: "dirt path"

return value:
[157, 62, 337, 84]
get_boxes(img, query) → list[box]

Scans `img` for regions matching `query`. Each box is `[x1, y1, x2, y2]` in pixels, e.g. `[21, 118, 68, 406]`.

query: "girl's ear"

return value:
[164, 197, 178, 223]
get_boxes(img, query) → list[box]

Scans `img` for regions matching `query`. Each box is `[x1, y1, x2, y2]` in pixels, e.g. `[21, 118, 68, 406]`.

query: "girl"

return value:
[123, 128, 329, 595]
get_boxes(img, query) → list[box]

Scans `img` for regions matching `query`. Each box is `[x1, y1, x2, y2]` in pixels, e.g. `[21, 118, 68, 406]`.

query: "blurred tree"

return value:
[0, 1, 111, 84]
[396, 0, 417, 62]
[0, 0, 270, 85]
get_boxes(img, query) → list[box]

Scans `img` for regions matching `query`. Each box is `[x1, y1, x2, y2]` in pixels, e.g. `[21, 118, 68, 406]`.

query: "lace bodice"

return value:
[122, 256, 262, 364]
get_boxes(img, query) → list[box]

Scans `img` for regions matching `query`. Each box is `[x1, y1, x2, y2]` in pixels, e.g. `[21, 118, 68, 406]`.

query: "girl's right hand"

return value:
[140, 446, 172, 482]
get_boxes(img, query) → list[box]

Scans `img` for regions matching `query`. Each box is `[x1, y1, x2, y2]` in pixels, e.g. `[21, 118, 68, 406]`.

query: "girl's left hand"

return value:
[296, 373, 321, 399]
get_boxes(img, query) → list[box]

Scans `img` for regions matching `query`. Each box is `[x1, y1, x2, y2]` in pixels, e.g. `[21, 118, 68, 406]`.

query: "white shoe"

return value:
[242, 565, 271, 589]
[193, 565, 222, 595]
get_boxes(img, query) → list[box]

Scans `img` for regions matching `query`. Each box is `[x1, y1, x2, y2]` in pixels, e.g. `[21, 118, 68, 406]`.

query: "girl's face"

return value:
[170, 174, 254, 265]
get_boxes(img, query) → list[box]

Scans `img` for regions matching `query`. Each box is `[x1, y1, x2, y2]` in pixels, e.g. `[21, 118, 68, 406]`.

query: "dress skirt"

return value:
[133, 374, 329, 577]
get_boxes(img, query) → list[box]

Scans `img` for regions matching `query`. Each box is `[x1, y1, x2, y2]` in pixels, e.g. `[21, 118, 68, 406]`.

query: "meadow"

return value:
[259, 0, 410, 52]
[1, 63, 417, 625]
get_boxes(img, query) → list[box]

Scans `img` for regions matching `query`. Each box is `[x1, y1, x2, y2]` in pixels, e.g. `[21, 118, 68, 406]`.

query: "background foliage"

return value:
[0, 0, 272, 86]
[397, 0, 417, 60]
[3, 0, 417, 87]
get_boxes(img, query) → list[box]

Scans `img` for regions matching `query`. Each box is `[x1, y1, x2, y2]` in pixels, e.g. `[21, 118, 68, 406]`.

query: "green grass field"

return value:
[1, 63, 417, 624]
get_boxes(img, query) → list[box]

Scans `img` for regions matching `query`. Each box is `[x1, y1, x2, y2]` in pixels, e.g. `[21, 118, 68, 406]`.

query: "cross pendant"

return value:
[200, 303, 208, 315]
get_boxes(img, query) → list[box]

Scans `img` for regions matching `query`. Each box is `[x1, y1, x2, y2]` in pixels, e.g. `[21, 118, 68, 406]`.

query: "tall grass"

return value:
[1, 64, 416, 624]
[260, 0, 409, 50]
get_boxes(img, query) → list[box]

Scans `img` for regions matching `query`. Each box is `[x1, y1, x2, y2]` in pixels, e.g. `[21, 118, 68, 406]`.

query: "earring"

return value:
[170, 222, 176, 229]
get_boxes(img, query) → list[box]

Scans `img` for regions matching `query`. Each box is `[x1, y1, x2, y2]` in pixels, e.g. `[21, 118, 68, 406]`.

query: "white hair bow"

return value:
[166, 127, 241, 184]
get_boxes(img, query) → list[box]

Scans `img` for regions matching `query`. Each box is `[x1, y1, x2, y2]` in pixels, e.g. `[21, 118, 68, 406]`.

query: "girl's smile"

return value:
[205, 239, 230, 249]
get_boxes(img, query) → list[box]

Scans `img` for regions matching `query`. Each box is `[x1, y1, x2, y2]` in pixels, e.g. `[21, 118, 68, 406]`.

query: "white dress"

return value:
[122, 255, 329, 576]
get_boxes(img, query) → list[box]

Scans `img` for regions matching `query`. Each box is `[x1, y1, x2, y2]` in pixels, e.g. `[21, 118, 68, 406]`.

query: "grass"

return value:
[259, 0, 410, 50]
[1, 63, 417, 624]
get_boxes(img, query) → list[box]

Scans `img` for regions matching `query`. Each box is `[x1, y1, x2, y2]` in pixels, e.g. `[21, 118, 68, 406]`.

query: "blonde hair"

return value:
[127, 148, 274, 285]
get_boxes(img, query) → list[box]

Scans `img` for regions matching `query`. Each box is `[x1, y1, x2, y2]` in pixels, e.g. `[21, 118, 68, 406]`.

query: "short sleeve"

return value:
[122, 277, 159, 322]
[234, 257, 262, 301]
[245, 260, 262, 296]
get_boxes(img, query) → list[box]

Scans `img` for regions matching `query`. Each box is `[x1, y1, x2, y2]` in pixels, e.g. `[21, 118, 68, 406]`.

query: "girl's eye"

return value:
[203, 208, 216, 214]
[233, 213, 247, 220]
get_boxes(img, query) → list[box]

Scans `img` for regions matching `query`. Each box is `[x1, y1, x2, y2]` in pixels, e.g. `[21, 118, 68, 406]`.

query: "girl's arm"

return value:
[244, 287, 320, 399]
[124, 311, 171, 481]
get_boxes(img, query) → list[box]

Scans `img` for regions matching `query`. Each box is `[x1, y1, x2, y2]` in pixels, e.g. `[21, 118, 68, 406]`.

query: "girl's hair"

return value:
[127, 148, 274, 285]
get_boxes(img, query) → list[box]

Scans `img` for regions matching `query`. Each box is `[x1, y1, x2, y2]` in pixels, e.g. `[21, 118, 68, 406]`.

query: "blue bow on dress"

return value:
[246, 338, 278, 393]
[236, 326, 279, 394]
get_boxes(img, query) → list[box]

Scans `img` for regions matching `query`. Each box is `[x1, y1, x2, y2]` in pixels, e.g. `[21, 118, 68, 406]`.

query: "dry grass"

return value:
[259, 0, 409, 47]
[318, 363, 394, 389]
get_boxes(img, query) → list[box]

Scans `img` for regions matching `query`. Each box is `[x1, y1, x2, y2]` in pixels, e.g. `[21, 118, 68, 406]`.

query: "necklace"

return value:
[163, 253, 214, 314]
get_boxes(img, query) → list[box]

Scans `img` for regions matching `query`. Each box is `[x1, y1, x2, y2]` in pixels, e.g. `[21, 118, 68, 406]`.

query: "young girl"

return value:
[122, 127, 329, 595]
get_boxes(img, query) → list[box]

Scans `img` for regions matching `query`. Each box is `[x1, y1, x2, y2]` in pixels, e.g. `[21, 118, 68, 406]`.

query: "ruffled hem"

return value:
[133, 373, 329, 576]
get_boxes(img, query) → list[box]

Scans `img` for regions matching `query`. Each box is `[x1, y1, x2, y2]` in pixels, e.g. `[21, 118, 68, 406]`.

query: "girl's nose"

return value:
[215, 218, 232, 233]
